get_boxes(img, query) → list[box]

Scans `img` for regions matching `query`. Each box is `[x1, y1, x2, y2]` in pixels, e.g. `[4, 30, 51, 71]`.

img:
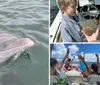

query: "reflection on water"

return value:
[0, 69, 24, 85]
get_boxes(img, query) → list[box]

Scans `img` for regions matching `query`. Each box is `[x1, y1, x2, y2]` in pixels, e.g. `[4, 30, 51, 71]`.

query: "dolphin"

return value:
[0, 34, 34, 64]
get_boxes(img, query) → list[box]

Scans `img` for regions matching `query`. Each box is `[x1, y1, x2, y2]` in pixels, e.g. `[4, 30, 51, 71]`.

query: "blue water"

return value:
[0, 0, 49, 85]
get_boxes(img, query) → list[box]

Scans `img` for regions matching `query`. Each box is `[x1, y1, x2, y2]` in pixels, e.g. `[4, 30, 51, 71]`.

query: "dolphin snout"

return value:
[23, 38, 34, 47]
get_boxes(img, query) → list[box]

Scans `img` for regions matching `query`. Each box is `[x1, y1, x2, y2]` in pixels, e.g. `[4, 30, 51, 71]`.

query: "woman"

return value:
[63, 56, 75, 71]
[79, 54, 100, 85]
[50, 49, 70, 75]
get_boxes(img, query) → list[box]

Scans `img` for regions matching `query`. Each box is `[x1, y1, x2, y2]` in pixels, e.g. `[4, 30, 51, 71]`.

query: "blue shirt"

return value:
[60, 14, 84, 42]
[79, 61, 86, 71]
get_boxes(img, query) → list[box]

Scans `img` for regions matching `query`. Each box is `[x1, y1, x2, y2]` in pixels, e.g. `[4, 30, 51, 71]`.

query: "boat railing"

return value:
[50, 11, 62, 43]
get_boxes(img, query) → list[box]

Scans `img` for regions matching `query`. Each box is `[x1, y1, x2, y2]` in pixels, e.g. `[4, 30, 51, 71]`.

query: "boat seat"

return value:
[66, 70, 82, 83]
[82, 75, 100, 85]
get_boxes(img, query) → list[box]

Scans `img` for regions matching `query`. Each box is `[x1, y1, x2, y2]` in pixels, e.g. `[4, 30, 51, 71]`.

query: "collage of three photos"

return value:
[0, 0, 100, 85]
[50, 0, 100, 85]
[0, 0, 48, 85]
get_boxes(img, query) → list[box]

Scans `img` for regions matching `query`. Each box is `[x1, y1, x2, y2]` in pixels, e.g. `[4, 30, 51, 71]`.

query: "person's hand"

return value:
[83, 28, 100, 42]
[78, 54, 84, 61]
[95, 53, 99, 57]
[78, 54, 82, 58]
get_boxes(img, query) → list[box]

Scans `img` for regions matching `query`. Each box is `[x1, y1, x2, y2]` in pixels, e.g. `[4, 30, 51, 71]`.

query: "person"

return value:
[70, 65, 78, 70]
[50, 49, 70, 85]
[50, 48, 70, 75]
[78, 55, 86, 72]
[79, 54, 100, 85]
[79, 54, 99, 75]
[56, 0, 100, 42]
[63, 56, 75, 71]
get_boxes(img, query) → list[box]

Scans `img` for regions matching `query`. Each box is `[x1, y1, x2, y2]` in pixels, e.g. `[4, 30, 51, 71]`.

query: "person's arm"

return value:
[95, 53, 99, 67]
[95, 28, 100, 38]
[63, 66, 67, 72]
[58, 48, 69, 70]
[60, 24, 73, 42]
[61, 48, 69, 64]
[66, 56, 75, 68]
[78, 55, 91, 73]
[62, 30, 73, 42]
[70, 56, 75, 63]
[82, 28, 100, 42]
[83, 54, 85, 58]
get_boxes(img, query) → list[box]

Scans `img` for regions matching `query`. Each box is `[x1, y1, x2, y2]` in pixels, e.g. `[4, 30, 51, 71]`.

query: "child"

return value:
[56, 0, 100, 42]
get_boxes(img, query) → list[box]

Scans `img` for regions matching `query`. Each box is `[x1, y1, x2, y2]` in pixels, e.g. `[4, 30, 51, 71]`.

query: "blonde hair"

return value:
[56, 0, 77, 9]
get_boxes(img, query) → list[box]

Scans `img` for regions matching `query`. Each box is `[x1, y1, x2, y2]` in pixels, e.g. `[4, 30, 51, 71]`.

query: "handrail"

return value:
[49, 11, 62, 43]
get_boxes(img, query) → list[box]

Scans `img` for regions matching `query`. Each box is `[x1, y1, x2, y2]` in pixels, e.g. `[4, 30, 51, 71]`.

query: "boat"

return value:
[50, 0, 100, 43]
[50, 64, 100, 85]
